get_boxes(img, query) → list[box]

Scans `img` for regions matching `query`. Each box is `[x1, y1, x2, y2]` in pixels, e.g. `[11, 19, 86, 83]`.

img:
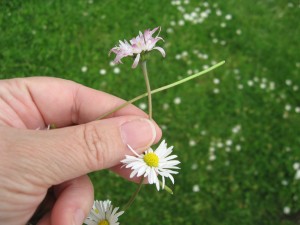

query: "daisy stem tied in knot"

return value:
[123, 177, 145, 211]
[141, 60, 152, 119]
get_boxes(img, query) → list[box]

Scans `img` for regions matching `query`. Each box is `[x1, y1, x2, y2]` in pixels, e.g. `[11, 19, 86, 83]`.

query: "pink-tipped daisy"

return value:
[109, 27, 165, 68]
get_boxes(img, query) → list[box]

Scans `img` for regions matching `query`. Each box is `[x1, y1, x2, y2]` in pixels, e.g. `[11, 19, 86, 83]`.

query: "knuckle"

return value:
[81, 123, 109, 171]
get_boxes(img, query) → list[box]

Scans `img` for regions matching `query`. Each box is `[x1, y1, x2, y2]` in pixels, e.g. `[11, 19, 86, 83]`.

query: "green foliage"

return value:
[1, 0, 299, 224]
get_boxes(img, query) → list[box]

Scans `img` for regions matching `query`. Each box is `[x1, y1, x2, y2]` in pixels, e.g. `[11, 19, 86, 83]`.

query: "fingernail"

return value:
[73, 208, 85, 225]
[121, 118, 156, 150]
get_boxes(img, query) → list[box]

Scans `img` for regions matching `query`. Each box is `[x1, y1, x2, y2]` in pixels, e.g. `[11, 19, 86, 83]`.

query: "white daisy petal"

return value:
[163, 155, 178, 161]
[130, 169, 138, 178]
[168, 174, 175, 184]
[132, 53, 141, 68]
[153, 46, 166, 57]
[137, 165, 147, 176]
[162, 175, 165, 189]
[84, 220, 97, 225]
[126, 144, 141, 157]
[155, 175, 160, 190]
[132, 162, 146, 170]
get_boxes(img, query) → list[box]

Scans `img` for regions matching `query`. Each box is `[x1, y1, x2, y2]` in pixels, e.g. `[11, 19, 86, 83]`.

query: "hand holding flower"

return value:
[0, 77, 162, 225]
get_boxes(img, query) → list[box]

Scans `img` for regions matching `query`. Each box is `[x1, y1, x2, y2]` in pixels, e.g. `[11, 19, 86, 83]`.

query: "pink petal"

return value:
[109, 47, 118, 55]
[149, 27, 159, 37]
[143, 29, 151, 40]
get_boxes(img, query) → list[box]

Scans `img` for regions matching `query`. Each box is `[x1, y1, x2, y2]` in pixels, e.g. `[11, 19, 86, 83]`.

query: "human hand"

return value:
[0, 77, 162, 225]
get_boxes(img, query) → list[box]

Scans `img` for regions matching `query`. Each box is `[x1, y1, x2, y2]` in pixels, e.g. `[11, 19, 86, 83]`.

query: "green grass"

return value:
[1, 0, 300, 224]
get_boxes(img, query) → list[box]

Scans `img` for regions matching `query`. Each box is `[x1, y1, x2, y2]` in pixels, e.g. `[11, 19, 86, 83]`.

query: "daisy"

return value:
[84, 200, 124, 225]
[109, 27, 165, 68]
[121, 140, 180, 191]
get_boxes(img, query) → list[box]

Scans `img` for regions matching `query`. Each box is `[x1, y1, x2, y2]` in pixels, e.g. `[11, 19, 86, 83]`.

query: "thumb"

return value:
[3, 116, 160, 187]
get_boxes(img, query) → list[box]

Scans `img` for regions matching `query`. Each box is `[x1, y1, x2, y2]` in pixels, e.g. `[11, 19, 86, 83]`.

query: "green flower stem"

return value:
[97, 61, 225, 120]
[123, 177, 144, 211]
[141, 61, 152, 119]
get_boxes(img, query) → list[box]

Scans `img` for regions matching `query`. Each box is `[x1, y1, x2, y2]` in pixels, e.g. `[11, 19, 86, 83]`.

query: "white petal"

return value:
[137, 165, 147, 177]
[132, 162, 146, 170]
[155, 174, 160, 191]
[164, 155, 178, 161]
[132, 53, 141, 68]
[162, 176, 165, 189]
[127, 145, 141, 157]
[130, 169, 139, 178]
[84, 219, 97, 225]
[168, 174, 175, 184]
[153, 47, 166, 57]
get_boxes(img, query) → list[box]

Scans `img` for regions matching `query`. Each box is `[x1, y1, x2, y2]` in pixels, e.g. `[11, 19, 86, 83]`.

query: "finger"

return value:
[30, 188, 55, 225]
[37, 212, 51, 225]
[110, 164, 149, 184]
[20, 77, 149, 128]
[50, 175, 93, 225]
[3, 115, 161, 186]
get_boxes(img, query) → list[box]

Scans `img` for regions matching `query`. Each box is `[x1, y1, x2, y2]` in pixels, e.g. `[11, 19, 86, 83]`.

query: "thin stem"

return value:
[96, 61, 225, 120]
[123, 177, 144, 211]
[141, 61, 152, 119]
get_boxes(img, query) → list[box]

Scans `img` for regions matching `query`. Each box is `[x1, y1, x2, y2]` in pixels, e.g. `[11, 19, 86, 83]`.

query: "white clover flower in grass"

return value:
[84, 200, 124, 225]
[109, 27, 165, 68]
[283, 206, 291, 215]
[121, 140, 180, 191]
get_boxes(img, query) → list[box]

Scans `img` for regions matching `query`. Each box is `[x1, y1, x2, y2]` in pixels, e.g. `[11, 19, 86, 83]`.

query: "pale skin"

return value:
[0, 77, 162, 225]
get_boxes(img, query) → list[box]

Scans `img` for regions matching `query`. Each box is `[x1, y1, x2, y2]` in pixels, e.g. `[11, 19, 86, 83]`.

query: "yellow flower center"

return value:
[98, 219, 109, 225]
[143, 152, 159, 167]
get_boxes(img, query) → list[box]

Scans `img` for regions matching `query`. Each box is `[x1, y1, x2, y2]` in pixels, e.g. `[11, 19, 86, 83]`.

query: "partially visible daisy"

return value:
[84, 200, 124, 225]
[121, 140, 180, 191]
[109, 27, 165, 68]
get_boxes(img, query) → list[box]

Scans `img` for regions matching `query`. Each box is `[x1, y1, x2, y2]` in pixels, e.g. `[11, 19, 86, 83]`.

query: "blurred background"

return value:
[1, 0, 300, 224]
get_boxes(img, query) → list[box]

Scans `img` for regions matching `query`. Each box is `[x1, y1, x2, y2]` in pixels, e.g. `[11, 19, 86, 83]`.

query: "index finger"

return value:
[23, 77, 148, 127]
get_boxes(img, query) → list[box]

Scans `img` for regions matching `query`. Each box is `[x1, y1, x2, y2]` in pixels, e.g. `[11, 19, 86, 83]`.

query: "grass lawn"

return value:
[1, 0, 300, 224]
